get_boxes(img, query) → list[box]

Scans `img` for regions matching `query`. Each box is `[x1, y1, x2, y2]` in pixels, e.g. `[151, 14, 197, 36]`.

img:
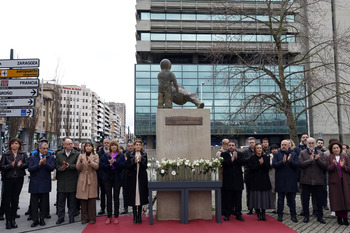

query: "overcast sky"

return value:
[0, 0, 136, 131]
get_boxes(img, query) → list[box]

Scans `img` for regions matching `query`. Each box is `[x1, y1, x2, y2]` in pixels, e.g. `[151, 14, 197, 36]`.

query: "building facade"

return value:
[134, 0, 312, 147]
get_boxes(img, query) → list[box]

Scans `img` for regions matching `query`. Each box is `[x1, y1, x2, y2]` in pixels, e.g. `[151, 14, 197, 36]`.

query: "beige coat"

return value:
[76, 153, 99, 200]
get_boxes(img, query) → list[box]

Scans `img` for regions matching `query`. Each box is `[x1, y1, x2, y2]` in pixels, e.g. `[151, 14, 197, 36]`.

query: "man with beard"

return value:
[221, 140, 245, 222]
[272, 140, 299, 223]
[299, 137, 327, 224]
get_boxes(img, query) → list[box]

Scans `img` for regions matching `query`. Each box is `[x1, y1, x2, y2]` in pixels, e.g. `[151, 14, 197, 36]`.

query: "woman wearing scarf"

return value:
[76, 142, 99, 224]
[126, 140, 148, 224]
[100, 140, 125, 224]
[327, 141, 350, 226]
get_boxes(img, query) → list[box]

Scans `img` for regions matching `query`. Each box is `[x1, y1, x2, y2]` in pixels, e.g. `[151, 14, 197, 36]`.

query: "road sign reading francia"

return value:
[0, 59, 40, 68]
[0, 79, 39, 88]
[0, 69, 39, 77]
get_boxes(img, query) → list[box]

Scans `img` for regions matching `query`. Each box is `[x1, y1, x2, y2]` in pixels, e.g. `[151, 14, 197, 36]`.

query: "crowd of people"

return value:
[0, 137, 148, 230]
[1, 133, 349, 230]
[218, 135, 350, 226]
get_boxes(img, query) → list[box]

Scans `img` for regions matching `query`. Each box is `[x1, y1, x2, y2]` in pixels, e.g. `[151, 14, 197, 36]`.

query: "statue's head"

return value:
[160, 59, 171, 70]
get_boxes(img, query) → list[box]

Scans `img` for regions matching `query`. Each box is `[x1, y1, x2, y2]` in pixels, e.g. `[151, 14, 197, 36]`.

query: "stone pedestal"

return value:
[156, 109, 212, 221]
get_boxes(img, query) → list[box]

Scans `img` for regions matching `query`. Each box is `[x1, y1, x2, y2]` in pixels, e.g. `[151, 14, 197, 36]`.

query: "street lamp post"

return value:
[200, 81, 205, 103]
[40, 78, 56, 139]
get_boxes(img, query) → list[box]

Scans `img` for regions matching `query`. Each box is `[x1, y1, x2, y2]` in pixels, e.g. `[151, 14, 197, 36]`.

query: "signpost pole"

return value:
[5, 49, 13, 144]
[40, 78, 43, 138]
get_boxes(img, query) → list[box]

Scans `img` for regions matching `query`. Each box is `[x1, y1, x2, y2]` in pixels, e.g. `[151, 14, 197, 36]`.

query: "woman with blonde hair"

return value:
[100, 140, 126, 224]
[76, 142, 99, 224]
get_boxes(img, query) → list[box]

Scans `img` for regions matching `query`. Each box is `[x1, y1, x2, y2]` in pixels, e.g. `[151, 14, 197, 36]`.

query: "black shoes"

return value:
[338, 217, 344, 225]
[11, 221, 18, 228]
[261, 213, 266, 221]
[343, 218, 349, 226]
[15, 214, 20, 218]
[25, 210, 31, 215]
[247, 209, 253, 215]
[31, 221, 39, 227]
[317, 217, 326, 224]
[40, 219, 46, 226]
[291, 216, 298, 223]
[224, 216, 230, 221]
[236, 215, 244, 222]
[27, 216, 32, 221]
[121, 209, 128, 214]
[98, 210, 105, 215]
[56, 218, 64, 224]
[303, 217, 309, 223]
[0, 215, 4, 221]
[257, 213, 261, 221]
[6, 222, 11, 229]
[46, 214, 51, 219]
[69, 217, 75, 223]
[277, 215, 283, 222]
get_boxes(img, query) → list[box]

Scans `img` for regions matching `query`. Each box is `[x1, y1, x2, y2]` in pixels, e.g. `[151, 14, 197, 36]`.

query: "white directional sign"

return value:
[0, 108, 34, 117]
[0, 59, 40, 68]
[0, 79, 39, 88]
[0, 89, 37, 97]
[0, 98, 35, 107]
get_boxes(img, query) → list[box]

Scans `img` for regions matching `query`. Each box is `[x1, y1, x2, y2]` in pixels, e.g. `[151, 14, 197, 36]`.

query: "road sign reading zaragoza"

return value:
[0, 59, 40, 68]
[0, 69, 39, 77]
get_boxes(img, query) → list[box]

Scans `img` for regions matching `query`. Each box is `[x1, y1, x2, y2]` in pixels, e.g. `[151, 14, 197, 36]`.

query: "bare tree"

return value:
[210, 0, 350, 142]
[23, 107, 40, 151]
[9, 117, 22, 139]
[46, 62, 63, 148]
[78, 115, 83, 141]
[63, 96, 72, 138]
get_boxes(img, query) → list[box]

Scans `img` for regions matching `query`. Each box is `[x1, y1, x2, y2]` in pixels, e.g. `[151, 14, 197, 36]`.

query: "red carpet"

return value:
[82, 214, 296, 233]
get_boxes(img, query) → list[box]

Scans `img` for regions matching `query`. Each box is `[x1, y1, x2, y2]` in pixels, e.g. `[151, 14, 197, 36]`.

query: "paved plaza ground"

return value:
[0, 176, 349, 232]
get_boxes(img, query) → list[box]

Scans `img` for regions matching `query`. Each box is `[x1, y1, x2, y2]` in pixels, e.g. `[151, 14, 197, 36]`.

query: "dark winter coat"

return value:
[0, 150, 28, 179]
[99, 152, 126, 182]
[243, 148, 254, 186]
[126, 151, 148, 206]
[247, 154, 271, 191]
[272, 149, 299, 193]
[299, 148, 326, 185]
[28, 151, 55, 193]
[221, 150, 245, 191]
[327, 153, 350, 212]
[55, 149, 79, 193]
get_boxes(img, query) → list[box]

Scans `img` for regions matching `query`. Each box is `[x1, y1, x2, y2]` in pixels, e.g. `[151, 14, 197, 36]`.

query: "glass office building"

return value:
[135, 64, 307, 137]
[135, 0, 308, 146]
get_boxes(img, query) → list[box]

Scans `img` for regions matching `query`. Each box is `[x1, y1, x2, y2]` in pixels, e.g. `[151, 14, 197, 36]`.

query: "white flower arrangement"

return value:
[147, 157, 223, 182]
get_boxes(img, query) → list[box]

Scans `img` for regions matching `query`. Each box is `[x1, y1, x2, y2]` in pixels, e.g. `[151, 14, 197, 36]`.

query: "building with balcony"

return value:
[107, 102, 127, 142]
[59, 85, 93, 142]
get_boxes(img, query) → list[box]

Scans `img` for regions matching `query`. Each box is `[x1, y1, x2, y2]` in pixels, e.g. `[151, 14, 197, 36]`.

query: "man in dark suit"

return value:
[272, 140, 299, 223]
[55, 138, 79, 224]
[28, 142, 55, 227]
[221, 140, 245, 222]
[97, 139, 110, 215]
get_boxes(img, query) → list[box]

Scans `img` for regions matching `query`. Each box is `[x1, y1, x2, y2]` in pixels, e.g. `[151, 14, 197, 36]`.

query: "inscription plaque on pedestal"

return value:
[156, 109, 212, 221]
